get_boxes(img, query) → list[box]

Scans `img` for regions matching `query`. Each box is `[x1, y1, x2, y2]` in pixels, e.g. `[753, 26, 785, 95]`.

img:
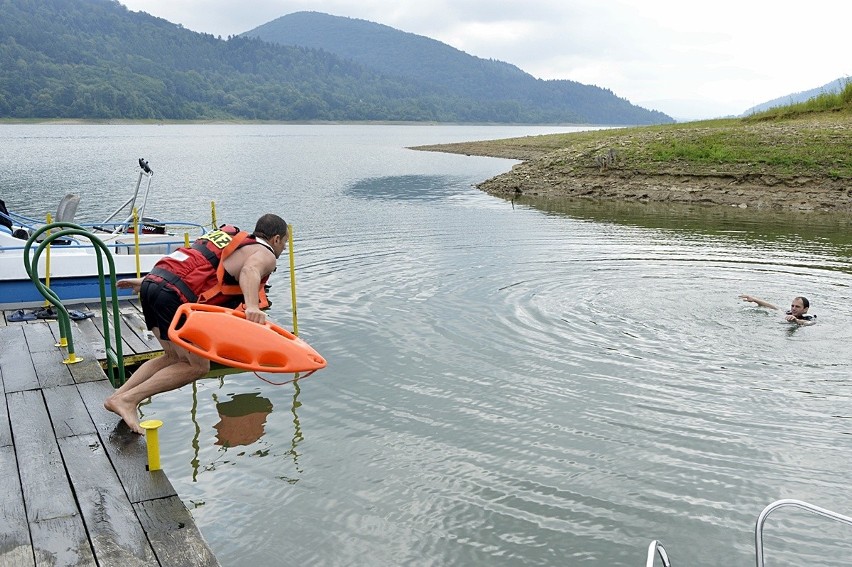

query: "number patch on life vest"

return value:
[200, 230, 233, 249]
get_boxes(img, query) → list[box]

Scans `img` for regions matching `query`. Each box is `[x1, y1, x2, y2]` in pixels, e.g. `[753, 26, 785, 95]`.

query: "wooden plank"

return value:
[0, 368, 12, 447]
[111, 305, 155, 356]
[66, 357, 109, 386]
[0, 326, 39, 392]
[80, 302, 164, 368]
[23, 324, 74, 389]
[6, 390, 79, 522]
[43, 385, 98, 439]
[58, 434, 157, 566]
[69, 314, 107, 360]
[83, 305, 134, 362]
[75, 381, 177, 504]
[0, 445, 34, 566]
[134, 496, 219, 567]
[30, 515, 95, 566]
[51, 319, 101, 362]
[41, 322, 111, 385]
[21, 322, 61, 354]
[96, 300, 152, 355]
[120, 309, 161, 353]
[43, 318, 100, 364]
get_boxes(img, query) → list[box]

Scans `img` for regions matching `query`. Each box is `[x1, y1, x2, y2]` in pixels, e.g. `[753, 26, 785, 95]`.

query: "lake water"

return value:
[3, 124, 852, 566]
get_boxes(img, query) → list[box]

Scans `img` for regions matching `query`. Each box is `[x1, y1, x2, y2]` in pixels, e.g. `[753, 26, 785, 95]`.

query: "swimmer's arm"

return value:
[739, 295, 778, 309]
[786, 315, 816, 326]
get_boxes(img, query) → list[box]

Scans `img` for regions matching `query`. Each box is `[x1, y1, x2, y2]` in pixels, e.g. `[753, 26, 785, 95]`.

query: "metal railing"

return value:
[645, 499, 852, 567]
[755, 499, 852, 567]
[646, 540, 672, 567]
[25, 222, 127, 386]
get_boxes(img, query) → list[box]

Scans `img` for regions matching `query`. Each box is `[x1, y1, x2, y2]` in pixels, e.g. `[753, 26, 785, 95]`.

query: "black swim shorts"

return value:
[140, 278, 184, 341]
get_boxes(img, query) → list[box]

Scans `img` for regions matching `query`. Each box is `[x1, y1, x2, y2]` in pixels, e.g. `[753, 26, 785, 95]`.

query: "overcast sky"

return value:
[118, 0, 850, 121]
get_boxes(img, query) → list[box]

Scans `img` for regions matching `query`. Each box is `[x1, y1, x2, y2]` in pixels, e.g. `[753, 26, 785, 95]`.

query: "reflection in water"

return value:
[286, 382, 304, 478]
[190, 382, 201, 482]
[213, 392, 274, 448]
[187, 379, 306, 483]
[347, 174, 469, 201]
[516, 196, 852, 254]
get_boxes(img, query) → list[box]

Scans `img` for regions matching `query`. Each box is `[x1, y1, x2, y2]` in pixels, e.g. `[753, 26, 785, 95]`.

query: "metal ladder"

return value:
[646, 499, 852, 566]
[25, 221, 127, 387]
[646, 540, 671, 567]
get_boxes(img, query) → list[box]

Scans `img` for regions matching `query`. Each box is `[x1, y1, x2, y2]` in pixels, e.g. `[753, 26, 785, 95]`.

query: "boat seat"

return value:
[55, 193, 81, 222]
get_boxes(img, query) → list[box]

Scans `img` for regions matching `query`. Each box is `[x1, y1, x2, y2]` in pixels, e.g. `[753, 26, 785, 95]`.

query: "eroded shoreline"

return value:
[413, 117, 852, 211]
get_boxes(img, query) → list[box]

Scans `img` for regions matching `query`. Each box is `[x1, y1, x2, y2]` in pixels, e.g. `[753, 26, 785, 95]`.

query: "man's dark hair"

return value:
[253, 214, 287, 240]
[796, 296, 810, 309]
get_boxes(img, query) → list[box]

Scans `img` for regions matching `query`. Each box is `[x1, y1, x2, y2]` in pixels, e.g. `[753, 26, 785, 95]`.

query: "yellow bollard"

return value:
[132, 208, 141, 278]
[288, 225, 298, 335]
[44, 213, 53, 306]
[140, 419, 164, 471]
[62, 352, 83, 365]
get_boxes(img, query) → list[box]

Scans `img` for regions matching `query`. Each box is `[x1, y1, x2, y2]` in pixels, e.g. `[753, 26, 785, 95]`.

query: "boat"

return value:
[0, 159, 208, 310]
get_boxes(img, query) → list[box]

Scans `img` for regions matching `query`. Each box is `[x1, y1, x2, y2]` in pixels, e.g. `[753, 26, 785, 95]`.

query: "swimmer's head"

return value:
[790, 296, 809, 317]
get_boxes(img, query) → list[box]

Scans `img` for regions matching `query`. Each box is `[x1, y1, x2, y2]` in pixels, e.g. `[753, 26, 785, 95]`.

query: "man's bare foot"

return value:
[104, 394, 144, 434]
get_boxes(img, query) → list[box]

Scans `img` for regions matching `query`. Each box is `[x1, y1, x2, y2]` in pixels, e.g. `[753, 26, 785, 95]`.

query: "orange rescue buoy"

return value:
[167, 303, 327, 373]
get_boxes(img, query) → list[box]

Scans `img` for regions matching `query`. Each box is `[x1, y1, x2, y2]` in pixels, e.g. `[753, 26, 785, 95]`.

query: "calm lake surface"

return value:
[3, 124, 852, 566]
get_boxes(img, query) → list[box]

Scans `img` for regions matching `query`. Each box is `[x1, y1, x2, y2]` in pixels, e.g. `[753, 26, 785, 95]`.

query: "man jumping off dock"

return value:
[104, 214, 289, 434]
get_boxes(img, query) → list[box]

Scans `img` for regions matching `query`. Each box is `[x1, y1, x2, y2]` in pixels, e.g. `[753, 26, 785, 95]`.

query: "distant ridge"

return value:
[0, 0, 671, 124]
[244, 11, 674, 125]
[743, 76, 850, 115]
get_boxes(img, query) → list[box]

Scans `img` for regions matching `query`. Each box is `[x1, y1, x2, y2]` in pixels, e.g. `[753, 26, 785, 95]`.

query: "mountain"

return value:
[244, 11, 673, 125]
[742, 76, 850, 115]
[0, 0, 672, 124]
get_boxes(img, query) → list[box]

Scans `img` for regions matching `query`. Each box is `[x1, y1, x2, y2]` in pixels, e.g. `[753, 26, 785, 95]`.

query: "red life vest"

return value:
[147, 228, 271, 309]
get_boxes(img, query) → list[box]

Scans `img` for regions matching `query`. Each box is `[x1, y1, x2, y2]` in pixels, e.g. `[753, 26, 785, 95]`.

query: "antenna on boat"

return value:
[99, 158, 155, 234]
[137, 158, 154, 222]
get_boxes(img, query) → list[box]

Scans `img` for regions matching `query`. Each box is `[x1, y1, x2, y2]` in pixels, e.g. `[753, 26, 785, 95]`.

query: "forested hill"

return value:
[0, 0, 673, 124]
[245, 12, 673, 126]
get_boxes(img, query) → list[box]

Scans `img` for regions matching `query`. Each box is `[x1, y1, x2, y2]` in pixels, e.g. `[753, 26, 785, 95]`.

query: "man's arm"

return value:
[117, 277, 144, 294]
[739, 294, 778, 310]
[237, 249, 277, 324]
[786, 314, 816, 326]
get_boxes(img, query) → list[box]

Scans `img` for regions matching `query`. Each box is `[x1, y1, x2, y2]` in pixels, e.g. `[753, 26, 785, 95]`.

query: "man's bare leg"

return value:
[105, 328, 173, 423]
[105, 331, 210, 434]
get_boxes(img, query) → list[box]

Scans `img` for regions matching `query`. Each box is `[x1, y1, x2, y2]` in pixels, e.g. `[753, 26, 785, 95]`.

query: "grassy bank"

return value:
[413, 85, 852, 210]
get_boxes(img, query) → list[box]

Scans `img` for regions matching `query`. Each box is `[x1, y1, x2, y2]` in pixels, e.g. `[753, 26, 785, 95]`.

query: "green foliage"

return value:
[246, 12, 673, 125]
[633, 122, 852, 177]
[0, 0, 673, 124]
[745, 81, 852, 122]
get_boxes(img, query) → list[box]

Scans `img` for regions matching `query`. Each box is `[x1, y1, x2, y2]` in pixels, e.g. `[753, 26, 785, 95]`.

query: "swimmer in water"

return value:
[739, 294, 816, 325]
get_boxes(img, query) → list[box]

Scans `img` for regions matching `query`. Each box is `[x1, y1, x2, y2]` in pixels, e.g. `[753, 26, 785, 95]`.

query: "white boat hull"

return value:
[0, 231, 184, 309]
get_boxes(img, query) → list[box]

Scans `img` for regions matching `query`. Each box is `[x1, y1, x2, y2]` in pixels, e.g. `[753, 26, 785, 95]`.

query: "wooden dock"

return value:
[0, 305, 218, 566]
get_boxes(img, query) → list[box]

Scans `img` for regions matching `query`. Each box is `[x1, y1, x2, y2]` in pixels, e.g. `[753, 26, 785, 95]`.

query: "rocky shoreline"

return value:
[477, 165, 852, 211]
[413, 117, 852, 212]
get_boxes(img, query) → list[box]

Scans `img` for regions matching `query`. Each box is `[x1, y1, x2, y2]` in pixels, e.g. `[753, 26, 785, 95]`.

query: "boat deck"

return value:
[0, 308, 218, 566]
